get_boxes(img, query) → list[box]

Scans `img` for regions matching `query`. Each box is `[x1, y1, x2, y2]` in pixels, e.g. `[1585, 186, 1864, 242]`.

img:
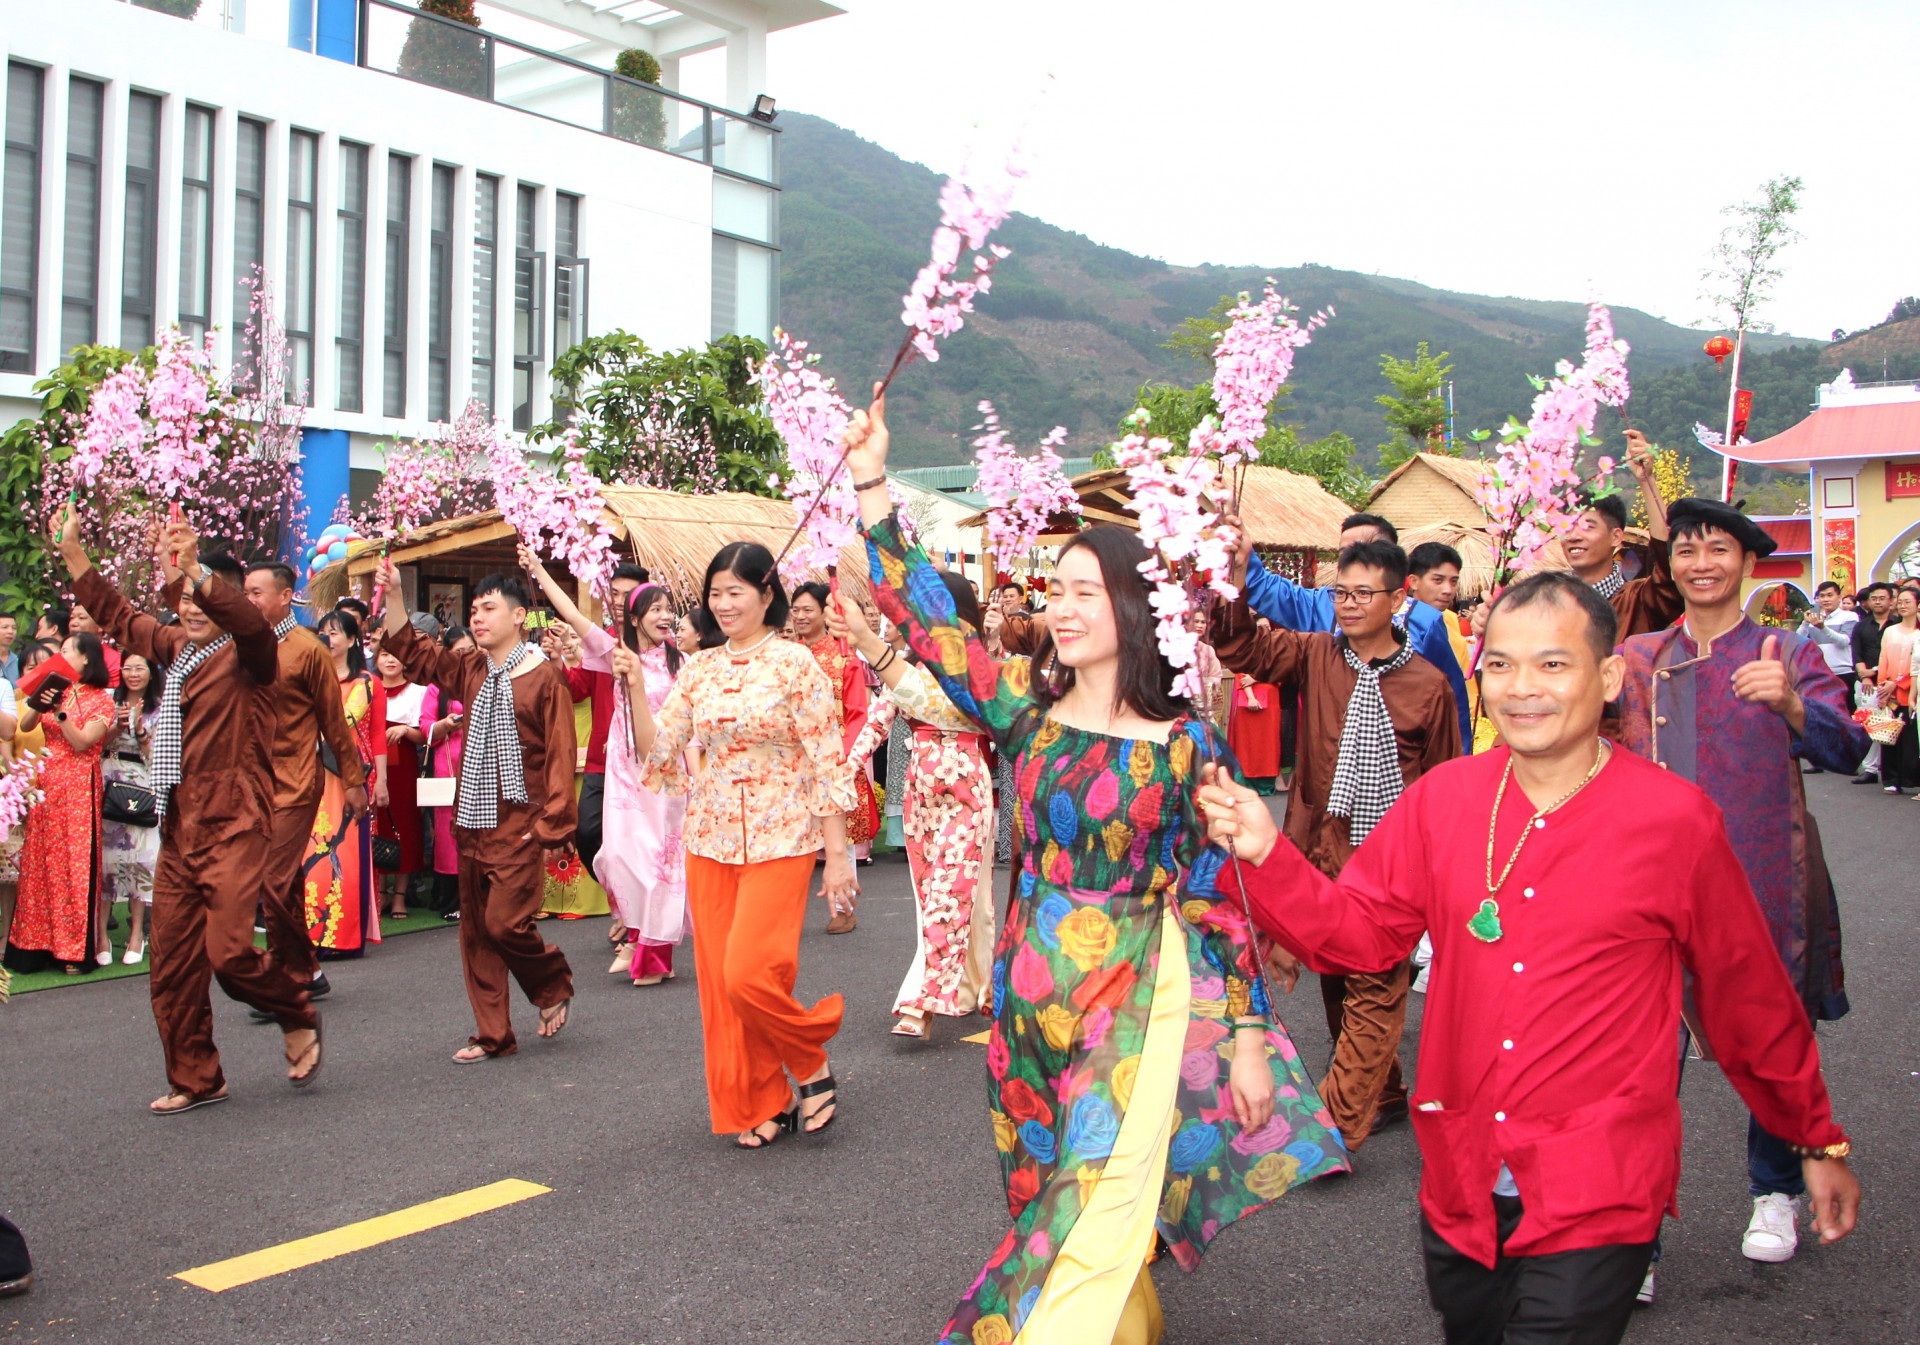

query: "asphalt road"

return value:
[0, 773, 1914, 1344]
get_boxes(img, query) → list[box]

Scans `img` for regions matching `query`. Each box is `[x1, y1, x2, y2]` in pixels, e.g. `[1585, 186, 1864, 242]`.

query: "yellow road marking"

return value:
[175, 1179, 551, 1292]
[961, 1030, 991, 1044]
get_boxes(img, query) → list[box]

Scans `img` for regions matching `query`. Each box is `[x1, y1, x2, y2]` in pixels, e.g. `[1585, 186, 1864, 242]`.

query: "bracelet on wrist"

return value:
[851, 474, 888, 493]
[1788, 1139, 1851, 1161]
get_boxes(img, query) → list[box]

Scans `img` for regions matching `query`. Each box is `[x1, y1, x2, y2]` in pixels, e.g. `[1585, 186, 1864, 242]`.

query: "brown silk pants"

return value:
[149, 822, 315, 1099]
[256, 803, 322, 986]
[456, 841, 574, 1056]
[1318, 958, 1412, 1149]
[685, 852, 843, 1134]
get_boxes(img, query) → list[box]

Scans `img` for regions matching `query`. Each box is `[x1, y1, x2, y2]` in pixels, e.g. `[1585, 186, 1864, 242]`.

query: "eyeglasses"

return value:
[1330, 586, 1391, 605]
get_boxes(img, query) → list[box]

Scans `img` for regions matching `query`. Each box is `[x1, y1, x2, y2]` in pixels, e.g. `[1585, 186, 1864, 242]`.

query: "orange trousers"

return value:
[686, 852, 842, 1134]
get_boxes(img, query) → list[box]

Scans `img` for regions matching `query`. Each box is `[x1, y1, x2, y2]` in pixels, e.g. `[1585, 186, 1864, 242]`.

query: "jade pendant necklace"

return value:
[1470, 740, 1611, 944]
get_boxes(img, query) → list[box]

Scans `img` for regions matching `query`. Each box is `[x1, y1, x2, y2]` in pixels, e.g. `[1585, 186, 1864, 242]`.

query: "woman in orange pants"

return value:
[628, 541, 858, 1148]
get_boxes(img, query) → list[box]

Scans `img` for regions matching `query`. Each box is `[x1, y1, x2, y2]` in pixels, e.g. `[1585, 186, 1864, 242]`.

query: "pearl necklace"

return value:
[725, 628, 777, 659]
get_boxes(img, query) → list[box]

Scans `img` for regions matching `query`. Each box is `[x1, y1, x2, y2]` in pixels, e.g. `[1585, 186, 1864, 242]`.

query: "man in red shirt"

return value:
[1198, 570, 1859, 1345]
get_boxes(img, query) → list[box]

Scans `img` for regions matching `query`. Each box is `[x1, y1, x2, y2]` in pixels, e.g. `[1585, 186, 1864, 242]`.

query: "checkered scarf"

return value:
[456, 641, 532, 829]
[1589, 563, 1625, 601]
[1326, 634, 1417, 844]
[151, 634, 233, 824]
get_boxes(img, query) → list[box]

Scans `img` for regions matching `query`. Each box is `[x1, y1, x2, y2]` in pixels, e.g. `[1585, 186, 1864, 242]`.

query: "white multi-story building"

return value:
[0, 0, 838, 522]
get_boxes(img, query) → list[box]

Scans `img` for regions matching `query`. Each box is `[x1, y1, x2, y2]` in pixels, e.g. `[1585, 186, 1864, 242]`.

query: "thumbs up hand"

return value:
[1733, 633, 1803, 721]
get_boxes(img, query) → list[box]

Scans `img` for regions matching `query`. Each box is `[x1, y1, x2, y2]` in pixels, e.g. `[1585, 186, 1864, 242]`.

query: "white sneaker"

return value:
[1635, 1265, 1656, 1306]
[1741, 1193, 1799, 1263]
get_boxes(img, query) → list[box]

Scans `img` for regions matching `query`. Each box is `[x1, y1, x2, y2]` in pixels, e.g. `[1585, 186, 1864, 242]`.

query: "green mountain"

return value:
[777, 112, 1814, 473]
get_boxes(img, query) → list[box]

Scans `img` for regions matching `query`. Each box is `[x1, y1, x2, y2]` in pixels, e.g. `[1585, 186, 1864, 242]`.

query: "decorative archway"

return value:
[1866, 516, 1920, 583]
[1744, 579, 1813, 626]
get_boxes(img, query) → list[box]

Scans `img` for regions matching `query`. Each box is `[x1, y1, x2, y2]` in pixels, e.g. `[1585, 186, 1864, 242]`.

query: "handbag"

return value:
[1856, 706, 1905, 745]
[102, 779, 159, 828]
[372, 828, 403, 872]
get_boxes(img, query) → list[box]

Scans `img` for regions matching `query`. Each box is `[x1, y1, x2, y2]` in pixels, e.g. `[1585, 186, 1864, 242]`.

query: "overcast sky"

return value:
[686, 0, 1917, 341]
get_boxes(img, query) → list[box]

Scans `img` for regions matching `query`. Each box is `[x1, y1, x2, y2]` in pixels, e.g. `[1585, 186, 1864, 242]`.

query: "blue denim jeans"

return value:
[1748, 1115, 1806, 1198]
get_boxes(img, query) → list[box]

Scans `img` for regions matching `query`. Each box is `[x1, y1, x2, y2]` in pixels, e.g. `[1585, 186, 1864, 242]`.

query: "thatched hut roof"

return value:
[1367, 452, 1492, 533]
[1312, 521, 1654, 600]
[310, 488, 875, 613]
[956, 463, 1350, 552]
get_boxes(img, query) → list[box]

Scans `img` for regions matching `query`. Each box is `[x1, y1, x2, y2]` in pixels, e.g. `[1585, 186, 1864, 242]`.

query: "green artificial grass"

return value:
[3, 900, 453, 997]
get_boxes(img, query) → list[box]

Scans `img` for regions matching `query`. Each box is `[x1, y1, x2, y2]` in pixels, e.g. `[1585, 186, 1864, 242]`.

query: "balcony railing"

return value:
[355, 0, 778, 184]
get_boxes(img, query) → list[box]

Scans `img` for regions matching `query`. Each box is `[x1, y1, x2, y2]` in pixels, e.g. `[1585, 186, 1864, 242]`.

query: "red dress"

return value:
[806, 636, 878, 844]
[1227, 675, 1282, 779]
[5, 684, 115, 971]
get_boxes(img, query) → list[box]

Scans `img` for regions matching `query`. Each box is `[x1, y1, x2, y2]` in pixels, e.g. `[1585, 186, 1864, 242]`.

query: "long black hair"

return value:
[1029, 525, 1187, 724]
[692, 542, 787, 649]
[69, 632, 111, 689]
[623, 583, 682, 676]
[115, 652, 163, 715]
[316, 609, 367, 678]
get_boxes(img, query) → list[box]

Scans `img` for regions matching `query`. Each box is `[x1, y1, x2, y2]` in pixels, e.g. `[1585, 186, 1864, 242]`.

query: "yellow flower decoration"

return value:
[1037, 1003, 1079, 1052]
[933, 626, 970, 675]
[1112, 1054, 1140, 1110]
[1180, 899, 1211, 924]
[1160, 1175, 1193, 1223]
[991, 1110, 1017, 1154]
[1245, 1152, 1302, 1199]
[1057, 907, 1117, 972]
[1191, 995, 1228, 1020]
[1033, 718, 1062, 752]
[1128, 739, 1156, 786]
[972, 1315, 1014, 1345]
[1103, 820, 1133, 862]
[1168, 732, 1194, 778]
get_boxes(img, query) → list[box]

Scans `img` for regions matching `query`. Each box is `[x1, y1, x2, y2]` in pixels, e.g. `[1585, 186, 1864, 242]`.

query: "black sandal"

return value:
[736, 1107, 798, 1150]
[798, 1074, 838, 1136]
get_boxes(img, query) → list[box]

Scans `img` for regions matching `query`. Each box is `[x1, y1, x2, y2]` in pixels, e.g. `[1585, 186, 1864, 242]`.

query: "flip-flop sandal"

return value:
[288, 1015, 323, 1089]
[151, 1091, 229, 1116]
[452, 1045, 494, 1064]
[798, 1074, 838, 1135]
[539, 998, 572, 1039]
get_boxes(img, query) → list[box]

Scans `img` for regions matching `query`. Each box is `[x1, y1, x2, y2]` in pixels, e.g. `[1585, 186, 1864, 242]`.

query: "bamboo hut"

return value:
[1367, 452, 1491, 533]
[956, 463, 1352, 591]
[1317, 521, 1655, 600]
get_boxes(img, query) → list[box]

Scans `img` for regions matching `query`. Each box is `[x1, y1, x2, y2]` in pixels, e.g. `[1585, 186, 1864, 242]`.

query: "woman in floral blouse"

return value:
[846, 392, 1347, 1345]
[631, 542, 858, 1149]
[837, 581, 997, 1041]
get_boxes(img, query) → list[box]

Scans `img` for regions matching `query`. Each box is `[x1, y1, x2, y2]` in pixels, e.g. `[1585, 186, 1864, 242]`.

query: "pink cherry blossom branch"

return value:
[973, 401, 1076, 567]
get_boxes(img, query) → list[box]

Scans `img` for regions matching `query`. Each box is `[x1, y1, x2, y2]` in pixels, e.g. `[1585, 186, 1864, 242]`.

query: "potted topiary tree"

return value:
[610, 48, 668, 149]
[397, 0, 489, 98]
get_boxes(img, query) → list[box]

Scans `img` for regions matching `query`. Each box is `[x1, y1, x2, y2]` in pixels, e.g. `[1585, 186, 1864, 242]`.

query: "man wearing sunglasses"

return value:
[1212, 534, 1460, 1151]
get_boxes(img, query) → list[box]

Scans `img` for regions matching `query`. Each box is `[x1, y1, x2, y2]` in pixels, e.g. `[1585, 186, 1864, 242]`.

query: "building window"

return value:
[177, 104, 215, 344]
[2, 63, 44, 373]
[60, 77, 103, 358]
[383, 153, 411, 418]
[427, 163, 454, 421]
[232, 115, 266, 377]
[470, 173, 497, 415]
[335, 141, 368, 413]
[121, 91, 161, 353]
[553, 191, 586, 357]
[284, 129, 318, 406]
[511, 183, 543, 432]
[709, 234, 775, 343]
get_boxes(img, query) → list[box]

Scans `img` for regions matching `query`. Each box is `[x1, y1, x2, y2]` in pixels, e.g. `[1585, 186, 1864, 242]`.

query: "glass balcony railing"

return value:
[356, 0, 778, 184]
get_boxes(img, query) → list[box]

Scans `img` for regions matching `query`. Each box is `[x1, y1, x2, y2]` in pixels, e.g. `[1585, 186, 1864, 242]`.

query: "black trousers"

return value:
[1423, 1195, 1653, 1345]
[0, 1215, 29, 1281]
[576, 772, 606, 877]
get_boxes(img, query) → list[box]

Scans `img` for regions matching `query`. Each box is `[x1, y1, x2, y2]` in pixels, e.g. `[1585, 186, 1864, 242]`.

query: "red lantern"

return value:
[1705, 335, 1735, 366]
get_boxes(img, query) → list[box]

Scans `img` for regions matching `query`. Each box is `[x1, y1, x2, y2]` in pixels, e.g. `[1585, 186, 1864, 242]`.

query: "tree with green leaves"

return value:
[536, 331, 786, 497]
[1375, 341, 1452, 469]
[0, 346, 137, 615]
[1094, 380, 1368, 506]
[397, 0, 487, 97]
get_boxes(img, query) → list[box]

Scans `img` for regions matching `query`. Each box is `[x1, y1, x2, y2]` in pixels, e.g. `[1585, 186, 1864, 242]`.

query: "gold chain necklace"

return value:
[1484, 740, 1610, 896]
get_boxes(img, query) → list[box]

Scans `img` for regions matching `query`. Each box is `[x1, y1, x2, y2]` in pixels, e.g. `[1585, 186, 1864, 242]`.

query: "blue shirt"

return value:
[1241, 550, 1474, 752]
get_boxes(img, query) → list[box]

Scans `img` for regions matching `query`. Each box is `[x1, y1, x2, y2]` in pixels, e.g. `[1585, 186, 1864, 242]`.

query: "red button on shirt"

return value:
[1226, 747, 1846, 1267]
